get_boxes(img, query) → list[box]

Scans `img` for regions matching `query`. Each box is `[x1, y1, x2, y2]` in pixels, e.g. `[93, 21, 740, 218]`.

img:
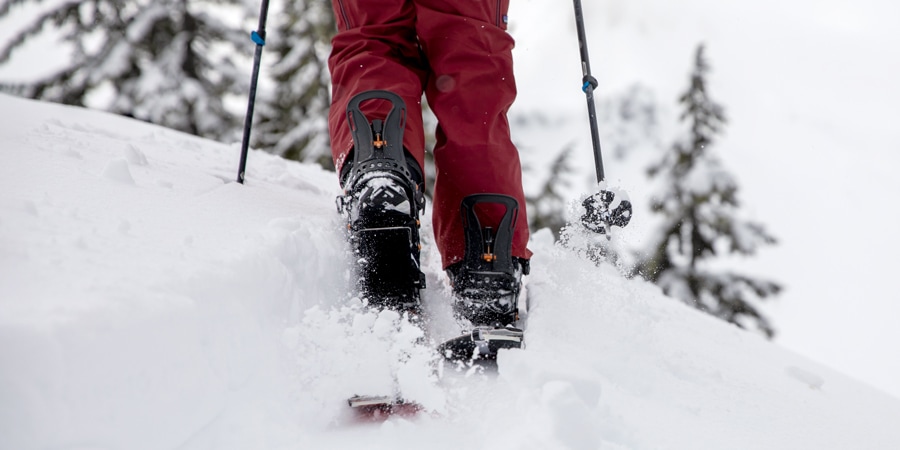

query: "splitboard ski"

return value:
[345, 325, 525, 422]
[338, 90, 429, 423]
[347, 395, 423, 422]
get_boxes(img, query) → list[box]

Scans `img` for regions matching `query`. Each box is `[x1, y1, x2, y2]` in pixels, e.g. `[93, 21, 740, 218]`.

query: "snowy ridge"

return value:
[2, 94, 899, 449]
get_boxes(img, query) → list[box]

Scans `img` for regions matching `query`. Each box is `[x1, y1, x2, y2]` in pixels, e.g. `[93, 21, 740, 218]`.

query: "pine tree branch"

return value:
[0, 1, 80, 65]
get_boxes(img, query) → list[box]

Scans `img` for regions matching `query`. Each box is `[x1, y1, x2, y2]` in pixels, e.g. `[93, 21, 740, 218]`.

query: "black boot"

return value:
[447, 194, 530, 328]
[336, 90, 426, 311]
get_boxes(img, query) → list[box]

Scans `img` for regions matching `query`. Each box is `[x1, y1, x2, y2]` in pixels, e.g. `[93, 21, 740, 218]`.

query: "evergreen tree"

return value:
[0, 0, 249, 141]
[526, 146, 574, 239]
[635, 44, 781, 338]
[252, 0, 335, 167]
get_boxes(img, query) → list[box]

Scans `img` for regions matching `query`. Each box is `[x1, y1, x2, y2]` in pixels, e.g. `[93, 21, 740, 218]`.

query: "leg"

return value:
[328, 0, 427, 179]
[413, 0, 531, 269]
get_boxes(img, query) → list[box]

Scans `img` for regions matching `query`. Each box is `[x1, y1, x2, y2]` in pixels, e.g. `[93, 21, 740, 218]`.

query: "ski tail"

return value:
[347, 395, 423, 422]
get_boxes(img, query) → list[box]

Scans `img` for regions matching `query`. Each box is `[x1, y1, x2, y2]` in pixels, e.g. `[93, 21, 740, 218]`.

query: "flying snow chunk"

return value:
[101, 158, 135, 185]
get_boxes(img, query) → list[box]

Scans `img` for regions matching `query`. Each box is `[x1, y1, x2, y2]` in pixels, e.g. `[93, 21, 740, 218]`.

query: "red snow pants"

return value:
[328, 0, 532, 269]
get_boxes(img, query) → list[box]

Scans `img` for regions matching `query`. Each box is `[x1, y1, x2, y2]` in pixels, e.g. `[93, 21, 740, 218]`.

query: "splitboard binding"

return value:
[438, 325, 524, 366]
[335, 90, 426, 312]
[441, 194, 529, 364]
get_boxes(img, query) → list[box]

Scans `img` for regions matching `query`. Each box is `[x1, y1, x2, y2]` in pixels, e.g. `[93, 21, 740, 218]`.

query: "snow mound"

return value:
[2, 94, 899, 449]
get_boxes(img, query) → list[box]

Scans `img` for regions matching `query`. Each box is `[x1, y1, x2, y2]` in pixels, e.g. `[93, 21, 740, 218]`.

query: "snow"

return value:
[3, 94, 900, 449]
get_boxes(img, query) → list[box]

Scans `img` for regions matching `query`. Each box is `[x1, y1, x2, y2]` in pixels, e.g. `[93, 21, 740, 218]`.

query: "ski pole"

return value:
[573, 0, 604, 183]
[236, 0, 271, 184]
[571, 0, 632, 233]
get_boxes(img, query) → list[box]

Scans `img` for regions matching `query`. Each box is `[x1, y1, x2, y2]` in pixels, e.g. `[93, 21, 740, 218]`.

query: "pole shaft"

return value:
[573, 0, 605, 183]
[237, 0, 271, 184]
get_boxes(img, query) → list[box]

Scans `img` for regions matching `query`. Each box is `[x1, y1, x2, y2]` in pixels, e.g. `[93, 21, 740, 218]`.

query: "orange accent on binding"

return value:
[482, 253, 497, 262]
[373, 132, 385, 149]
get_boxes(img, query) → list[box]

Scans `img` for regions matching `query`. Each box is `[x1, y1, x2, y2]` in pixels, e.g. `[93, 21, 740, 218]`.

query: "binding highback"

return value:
[344, 90, 415, 188]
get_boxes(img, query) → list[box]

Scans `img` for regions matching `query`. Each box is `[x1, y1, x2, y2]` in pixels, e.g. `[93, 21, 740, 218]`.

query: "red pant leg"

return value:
[328, 0, 427, 177]
[414, 0, 532, 268]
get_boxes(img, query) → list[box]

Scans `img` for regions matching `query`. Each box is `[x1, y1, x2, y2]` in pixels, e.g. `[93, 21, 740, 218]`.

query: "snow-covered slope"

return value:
[2, 94, 899, 449]
[510, 0, 900, 399]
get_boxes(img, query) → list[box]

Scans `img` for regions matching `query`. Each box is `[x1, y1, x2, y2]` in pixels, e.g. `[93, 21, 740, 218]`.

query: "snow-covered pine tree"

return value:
[252, 0, 334, 167]
[635, 44, 781, 338]
[0, 0, 249, 141]
[526, 146, 574, 239]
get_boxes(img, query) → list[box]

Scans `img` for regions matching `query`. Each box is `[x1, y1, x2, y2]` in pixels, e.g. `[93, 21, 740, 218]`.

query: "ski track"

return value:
[2, 94, 900, 449]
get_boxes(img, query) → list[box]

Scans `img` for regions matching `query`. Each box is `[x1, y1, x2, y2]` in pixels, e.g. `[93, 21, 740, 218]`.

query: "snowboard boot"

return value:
[447, 194, 530, 328]
[336, 90, 426, 312]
